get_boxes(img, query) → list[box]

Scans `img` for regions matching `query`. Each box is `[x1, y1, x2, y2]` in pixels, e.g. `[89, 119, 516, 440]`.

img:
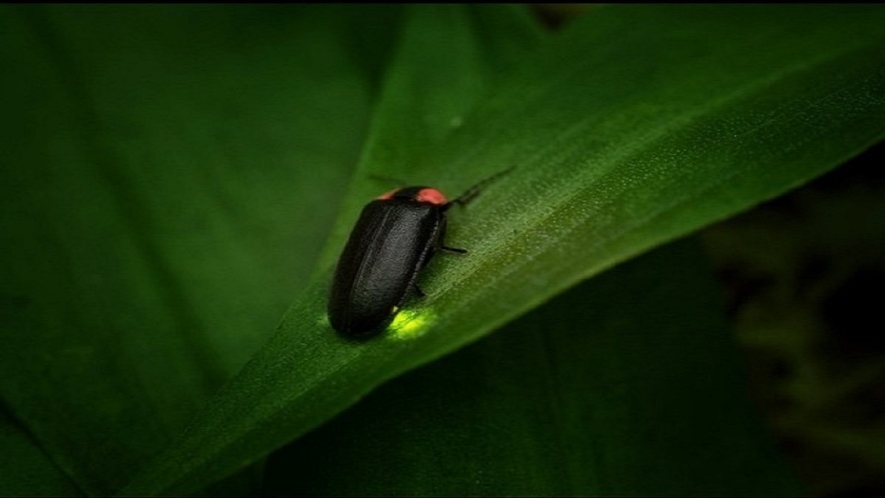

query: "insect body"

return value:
[328, 168, 512, 339]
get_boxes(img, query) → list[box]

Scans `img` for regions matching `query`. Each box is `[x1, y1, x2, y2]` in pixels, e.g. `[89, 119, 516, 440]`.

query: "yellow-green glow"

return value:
[388, 308, 435, 341]
[318, 308, 433, 341]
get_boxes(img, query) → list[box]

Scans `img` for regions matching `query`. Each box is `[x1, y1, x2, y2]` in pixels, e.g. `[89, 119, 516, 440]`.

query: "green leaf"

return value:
[0, 4, 397, 494]
[123, 5, 885, 495]
[263, 237, 805, 496]
[0, 407, 83, 496]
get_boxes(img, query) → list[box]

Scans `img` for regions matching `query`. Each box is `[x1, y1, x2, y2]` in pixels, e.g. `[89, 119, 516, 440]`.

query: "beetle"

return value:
[327, 167, 513, 339]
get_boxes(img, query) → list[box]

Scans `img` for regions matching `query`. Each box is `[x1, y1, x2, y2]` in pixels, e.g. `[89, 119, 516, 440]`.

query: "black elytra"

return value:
[327, 167, 514, 339]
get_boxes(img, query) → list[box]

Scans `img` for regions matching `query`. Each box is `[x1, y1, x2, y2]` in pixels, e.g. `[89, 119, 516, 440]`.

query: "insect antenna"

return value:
[449, 165, 516, 208]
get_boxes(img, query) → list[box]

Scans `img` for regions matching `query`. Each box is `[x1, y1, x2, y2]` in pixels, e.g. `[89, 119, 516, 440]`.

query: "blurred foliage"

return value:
[702, 140, 885, 496]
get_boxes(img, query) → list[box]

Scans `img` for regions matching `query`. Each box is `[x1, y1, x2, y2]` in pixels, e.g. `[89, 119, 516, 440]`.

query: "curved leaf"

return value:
[123, 5, 885, 495]
[0, 4, 395, 494]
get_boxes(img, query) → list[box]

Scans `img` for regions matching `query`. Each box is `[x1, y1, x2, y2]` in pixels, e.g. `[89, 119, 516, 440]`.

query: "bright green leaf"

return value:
[123, 5, 885, 495]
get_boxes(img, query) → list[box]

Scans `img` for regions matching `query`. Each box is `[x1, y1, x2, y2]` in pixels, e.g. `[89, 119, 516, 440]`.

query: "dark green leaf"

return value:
[0, 4, 396, 494]
[0, 406, 82, 496]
